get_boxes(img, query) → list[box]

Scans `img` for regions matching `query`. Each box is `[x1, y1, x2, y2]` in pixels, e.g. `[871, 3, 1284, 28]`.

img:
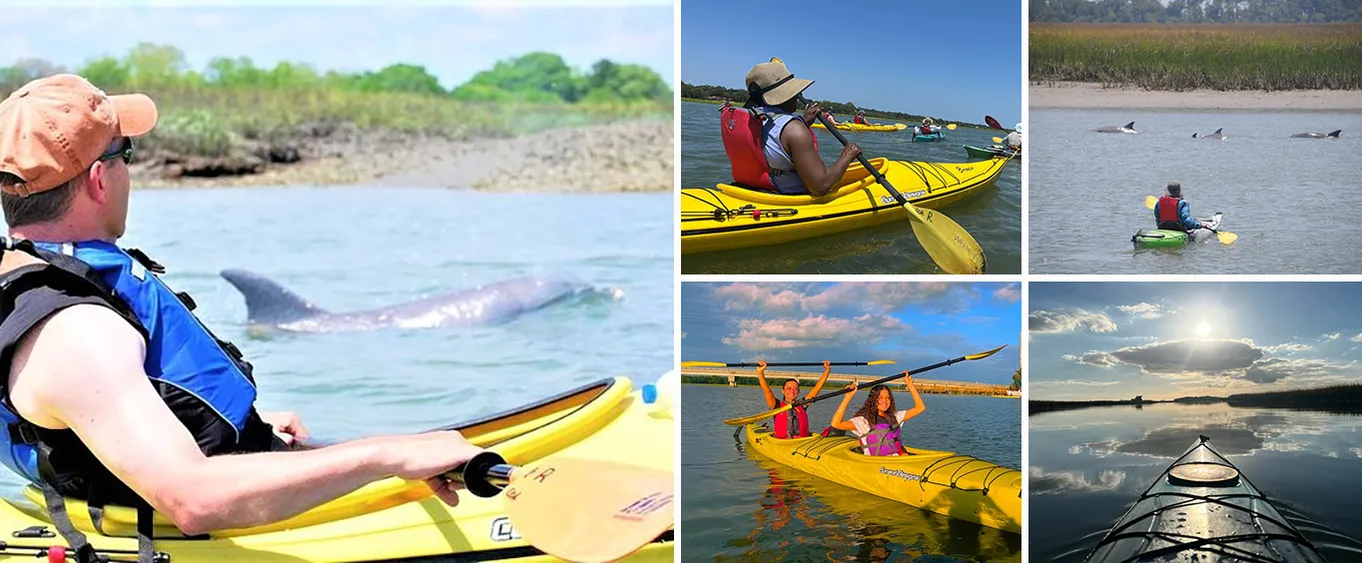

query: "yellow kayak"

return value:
[0, 377, 674, 562]
[812, 122, 907, 132]
[681, 157, 1008, 255]
[745, 424, 1021, 534]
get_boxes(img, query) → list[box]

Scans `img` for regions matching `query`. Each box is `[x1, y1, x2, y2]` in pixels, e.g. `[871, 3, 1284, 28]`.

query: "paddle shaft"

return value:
[447, 451, 514, 498]
[726, 361, 881, 367]
[800, 95, 910, 205]
[788, 354, 972, 410]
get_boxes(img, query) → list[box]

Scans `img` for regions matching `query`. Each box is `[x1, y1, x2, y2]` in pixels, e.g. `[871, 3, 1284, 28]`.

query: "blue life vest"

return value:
[0, 238, 276, 503]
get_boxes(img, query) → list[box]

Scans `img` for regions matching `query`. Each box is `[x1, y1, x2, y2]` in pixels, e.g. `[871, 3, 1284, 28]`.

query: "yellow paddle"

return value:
[947, 123, 958, 130]
[681, 360, 896, 368]
[993, 136, 1005, 143]
[455, 453, 673, 562]
[721, 345, 1007, 426]
[1143, 195, 1237, 244]
[799, 96, 986, 273]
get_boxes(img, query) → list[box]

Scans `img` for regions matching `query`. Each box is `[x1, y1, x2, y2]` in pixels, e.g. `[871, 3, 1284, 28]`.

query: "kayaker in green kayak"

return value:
[756, 360, 832, 439]
[0, 74, 483, 552]
[719, 58, 861, 196]
[829, 376, 926, 457]
[1153, 181, 1204, 232]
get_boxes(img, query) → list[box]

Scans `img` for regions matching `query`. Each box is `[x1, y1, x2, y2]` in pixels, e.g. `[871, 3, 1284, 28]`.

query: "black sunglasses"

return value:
[97, 137, 135, 165]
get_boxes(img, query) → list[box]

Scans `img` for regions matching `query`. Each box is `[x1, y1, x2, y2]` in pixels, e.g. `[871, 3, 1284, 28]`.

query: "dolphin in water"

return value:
[220, 269, 621, 332]
[1291, 130, 1341, 139]
[1193, 128, 1226, 140]
[1092, 121, 1137, 134]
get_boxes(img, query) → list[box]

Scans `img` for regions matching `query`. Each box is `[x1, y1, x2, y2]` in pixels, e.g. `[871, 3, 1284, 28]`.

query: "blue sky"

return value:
[1030, 283, 1362, 401]
[681, 0, 1022, 126]
[682, 282, 1022, 385]
[0, 1, 674, 90]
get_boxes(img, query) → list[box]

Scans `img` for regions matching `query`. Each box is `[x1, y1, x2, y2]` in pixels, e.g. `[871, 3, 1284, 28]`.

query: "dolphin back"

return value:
[220, 269, 327, 325]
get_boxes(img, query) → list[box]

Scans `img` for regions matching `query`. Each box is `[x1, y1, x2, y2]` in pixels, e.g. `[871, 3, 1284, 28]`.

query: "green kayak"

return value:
[1084, 435, 1327, 563]
[963, 144, 1017, 160]
[1132, 212, 1223, 249]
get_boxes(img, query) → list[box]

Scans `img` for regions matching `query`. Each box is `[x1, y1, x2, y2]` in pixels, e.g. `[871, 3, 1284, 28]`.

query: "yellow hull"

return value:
[681, 157, 1009, 254]
[0, 377, 674, 562]
[744, 425, 1021, 534]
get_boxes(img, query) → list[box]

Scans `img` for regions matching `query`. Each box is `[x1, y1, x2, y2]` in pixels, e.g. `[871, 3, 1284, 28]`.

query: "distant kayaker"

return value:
[853, 110, 870, 125]
[919, 118, 937, 135]
[756, 360, 833, 439]
[1154, 181, 1204, 232]
[1004, 123, 1023, 151]
[829, 375, 926, 457]
[0, 74, 482, 544]
[719, 58, 861, 196]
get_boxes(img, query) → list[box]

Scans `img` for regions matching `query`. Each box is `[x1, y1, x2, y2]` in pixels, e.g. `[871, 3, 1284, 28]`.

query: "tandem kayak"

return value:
[681, 157, 1008, 255]
[0, 377, 674, 562]
[812, 122, 907, 133]
[743, 424, 1021, 534]
[1132, 212, 1223, 249]
[1084, 436, 1326, 563]
[964, 145, 1019, 160]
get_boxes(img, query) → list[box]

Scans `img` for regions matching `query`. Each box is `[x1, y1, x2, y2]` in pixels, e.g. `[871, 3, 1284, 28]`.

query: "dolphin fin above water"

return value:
[1290, 129, 1342, 138]
[1092, 121, 1137, 133]
[219, 269, 619, 332]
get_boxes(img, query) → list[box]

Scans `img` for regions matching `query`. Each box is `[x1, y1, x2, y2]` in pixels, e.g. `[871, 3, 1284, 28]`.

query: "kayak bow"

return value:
[1084, 435, 1326, 563]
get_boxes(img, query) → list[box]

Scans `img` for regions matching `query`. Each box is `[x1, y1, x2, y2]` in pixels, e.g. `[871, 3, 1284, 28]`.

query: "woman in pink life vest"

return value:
[757, 360, 833, 439]
[829, 374, 926, 456]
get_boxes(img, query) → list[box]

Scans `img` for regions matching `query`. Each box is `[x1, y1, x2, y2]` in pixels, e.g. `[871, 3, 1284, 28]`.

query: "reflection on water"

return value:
[1029, 402, 1362, 562]
[683, 385, 1021, 562]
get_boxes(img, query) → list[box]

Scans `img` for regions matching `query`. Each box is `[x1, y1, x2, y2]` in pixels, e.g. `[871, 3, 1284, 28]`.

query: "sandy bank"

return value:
[1030, 81, 1362, 111]
[131, 119, 674, 193]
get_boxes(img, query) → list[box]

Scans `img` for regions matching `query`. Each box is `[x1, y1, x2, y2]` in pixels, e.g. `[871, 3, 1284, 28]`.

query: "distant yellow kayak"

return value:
[745, 424, 1021, 533]
[812, 122, 907, 132]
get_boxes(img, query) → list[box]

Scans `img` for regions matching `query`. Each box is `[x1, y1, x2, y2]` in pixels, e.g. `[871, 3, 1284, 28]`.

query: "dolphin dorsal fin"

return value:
[1214, 128, 1223, 134]
[1125, 122, 1135, 129]
[220, 269, 328, 325]
[1329, 130, 1342, 137]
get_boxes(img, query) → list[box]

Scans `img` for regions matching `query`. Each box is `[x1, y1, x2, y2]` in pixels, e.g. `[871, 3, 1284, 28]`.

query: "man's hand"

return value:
[260, 411, 310, 446]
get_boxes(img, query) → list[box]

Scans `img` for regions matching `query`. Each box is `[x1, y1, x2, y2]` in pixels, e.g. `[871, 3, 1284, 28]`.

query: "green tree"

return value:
[355, 63, 445, 95]
[78, 57, 131, 90]
[452, 52, 584, 102]
[124, 43, 188, 88]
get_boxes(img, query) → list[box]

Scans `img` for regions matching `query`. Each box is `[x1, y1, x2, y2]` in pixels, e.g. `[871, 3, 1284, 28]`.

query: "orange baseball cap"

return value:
[0, 74, 158, 197]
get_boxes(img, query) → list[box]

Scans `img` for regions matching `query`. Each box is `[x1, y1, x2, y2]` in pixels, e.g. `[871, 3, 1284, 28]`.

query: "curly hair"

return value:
[851, 384, 898, 427]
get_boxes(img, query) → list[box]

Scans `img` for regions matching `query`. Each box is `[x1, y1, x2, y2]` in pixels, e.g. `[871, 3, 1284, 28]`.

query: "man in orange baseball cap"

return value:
[0, 75, 482, 561]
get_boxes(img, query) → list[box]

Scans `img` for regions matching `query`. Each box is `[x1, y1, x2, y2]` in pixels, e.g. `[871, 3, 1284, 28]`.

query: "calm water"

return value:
[1029, 108, 1362, 274]
[1030, 403, 1362, 562]
[680, 101, 1022, 274]
[0, 185, 674, 490]
[681, 384, 1022, 562]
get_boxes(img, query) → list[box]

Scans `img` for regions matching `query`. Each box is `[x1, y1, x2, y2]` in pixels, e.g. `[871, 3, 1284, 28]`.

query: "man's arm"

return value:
[9, 304, 480, 535]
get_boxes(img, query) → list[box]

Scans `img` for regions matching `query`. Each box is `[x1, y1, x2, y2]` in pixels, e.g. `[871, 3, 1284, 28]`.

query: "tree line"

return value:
[0, 43, 672, 104]
[1031, 0, 1362, 23]
[681, 82, 985, 129]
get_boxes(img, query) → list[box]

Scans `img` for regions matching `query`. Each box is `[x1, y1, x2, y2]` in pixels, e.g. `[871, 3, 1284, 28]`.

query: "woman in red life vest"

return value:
[853, 110, 870, 125]
[718, 58, 861, 196]
[1154, 181, 1205, 232]
[829, 375, 926, 457]
[757, 360, 833, 439]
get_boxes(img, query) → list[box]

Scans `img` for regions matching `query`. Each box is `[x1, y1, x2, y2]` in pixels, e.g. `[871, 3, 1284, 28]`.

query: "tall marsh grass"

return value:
[1030, 23, 1362, 91]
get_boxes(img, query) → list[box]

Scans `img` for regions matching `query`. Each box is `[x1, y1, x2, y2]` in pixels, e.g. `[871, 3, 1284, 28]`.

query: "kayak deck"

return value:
[744, 425, 1021, 534]
[0, 377, 675, 562]
[681, 156, 1009, 255]
[1133, 212, 1223, 249]
[1084, 435, 1326, 563]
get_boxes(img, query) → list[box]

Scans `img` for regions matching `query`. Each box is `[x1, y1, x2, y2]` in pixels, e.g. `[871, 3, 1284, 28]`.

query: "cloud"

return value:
[1029, 468, 1126, 495]
[720, 314, 910, 351]
[1029, 309, 1117, 334]
[1243, 357, 1353, 384]
[1030, 379, 1121, 387]
[712, 282, 982, 315]
[1116, 302, 1164, 319]
[1069, 338, 1263, 375]
[992, 284, 1020, 303]
[1352, 333, 1362, 343]
[1324, 333, 1342, 341]
[1264, 342, 1312, 353]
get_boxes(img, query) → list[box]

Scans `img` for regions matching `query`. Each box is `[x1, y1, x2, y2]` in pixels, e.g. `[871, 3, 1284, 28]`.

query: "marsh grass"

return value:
[1030, 23, 1362, 91]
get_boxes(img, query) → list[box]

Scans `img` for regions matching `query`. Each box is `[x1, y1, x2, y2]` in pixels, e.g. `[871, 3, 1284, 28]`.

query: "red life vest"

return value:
[772, 404, 810, 439]
[853, 115, 867, 124]
[1156, 196, 1182, 228]
[718, 105, 817, 190]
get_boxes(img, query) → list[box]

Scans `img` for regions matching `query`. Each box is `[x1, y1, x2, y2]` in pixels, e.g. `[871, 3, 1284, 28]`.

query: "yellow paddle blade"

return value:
[503, 457, 673, 563]
[993, 136, 1004, 143]
[903, 203, 986, 274]
[947, 123, 958, 130]
[723, 403, 791, 426]
[1145, 195, 1158, 209]
[867, 360, 897, 365]
[680, 361, 726, 367]
[964, 344, 1008, 361]
[1217, 231, 1238, 244]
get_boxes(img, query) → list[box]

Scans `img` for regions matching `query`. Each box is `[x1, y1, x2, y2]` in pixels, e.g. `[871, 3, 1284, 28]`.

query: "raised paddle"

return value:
[1143, 196, 1237, 244]
[721, 345, 1007, 426]
[681, 360, 896, 368]
[985, 115, 1006, 130]
[799, 94, 986, 274]
[454, 452, 673, 563]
